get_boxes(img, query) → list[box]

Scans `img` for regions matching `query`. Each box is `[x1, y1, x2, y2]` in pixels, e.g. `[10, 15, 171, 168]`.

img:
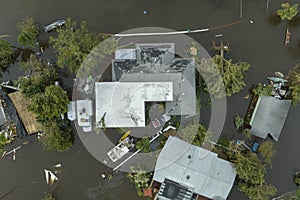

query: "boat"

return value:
[119, 130, 131, 143]
[285, 29, 290, 45]
[107, 137, 134, 162]
[44, 19, 65, 32]
[44, 169, 58, 185]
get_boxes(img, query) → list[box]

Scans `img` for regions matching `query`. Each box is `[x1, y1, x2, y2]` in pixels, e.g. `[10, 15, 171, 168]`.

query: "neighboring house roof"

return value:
[8, 91, 39, 134]
[95, 82, 173, 127]
[153, 136, 236, 200]
[250, 95, 292, 141]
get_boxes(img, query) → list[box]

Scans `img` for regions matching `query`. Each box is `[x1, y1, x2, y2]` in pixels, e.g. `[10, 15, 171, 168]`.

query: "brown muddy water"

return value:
[0, 0, 300, 199]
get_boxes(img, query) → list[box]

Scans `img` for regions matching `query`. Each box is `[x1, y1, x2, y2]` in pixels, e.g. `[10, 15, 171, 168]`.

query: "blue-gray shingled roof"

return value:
[250, 95, 292, 141]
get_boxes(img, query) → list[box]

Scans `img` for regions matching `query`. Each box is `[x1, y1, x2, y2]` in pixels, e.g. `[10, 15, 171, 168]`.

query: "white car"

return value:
[44, 19, 65, 32]
[152, 114, 171, 128]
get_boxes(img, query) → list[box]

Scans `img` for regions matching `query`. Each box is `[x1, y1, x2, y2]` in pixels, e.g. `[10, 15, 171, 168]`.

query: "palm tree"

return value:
[0, 35, 13, 57]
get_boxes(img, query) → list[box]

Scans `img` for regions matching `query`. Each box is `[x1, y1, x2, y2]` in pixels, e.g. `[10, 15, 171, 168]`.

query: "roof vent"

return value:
[188, 155, 191, 159]
[186, 175, 190, 180]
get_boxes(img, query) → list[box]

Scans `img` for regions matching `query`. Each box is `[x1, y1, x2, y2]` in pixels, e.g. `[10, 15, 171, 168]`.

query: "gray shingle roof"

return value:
[250, 95, 292, 141]
[153, 136, 236, 200]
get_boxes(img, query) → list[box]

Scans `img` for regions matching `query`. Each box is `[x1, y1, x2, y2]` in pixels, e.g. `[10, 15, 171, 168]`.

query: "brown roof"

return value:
[8, 91, 39, 134]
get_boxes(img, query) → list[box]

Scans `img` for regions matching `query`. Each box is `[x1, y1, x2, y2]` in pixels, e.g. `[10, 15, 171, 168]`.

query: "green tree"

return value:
[136, 137, 151, 153]
[252, 83, 274, 96]
[296, 187, 300, 199]
[49, 18, 100, 73]
[28, 85, 69, 121]
[277, 3, 299, 21]
[17, 17, 39, 47]
[258, 140, 275, 168]
[194, 54, 249, 98]
[0, 36, 14, 69]
[234, 152, 266, 185]
[238, 182, 277, 200]
[18, 54, 58, 97]
[0, 36, 13, 57]
[234, 114, 244, 130]
[287, 64, 300, 105]
[42, 193, 56, 200]
[39, 120, 72, 152]
[213, 55, 250, 97]
[128, 166, 152, 196]
[177, 123, 209, 146]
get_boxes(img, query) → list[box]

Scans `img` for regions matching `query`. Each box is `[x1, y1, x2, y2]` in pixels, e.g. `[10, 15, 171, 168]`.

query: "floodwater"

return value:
[0, 0, 300, 199]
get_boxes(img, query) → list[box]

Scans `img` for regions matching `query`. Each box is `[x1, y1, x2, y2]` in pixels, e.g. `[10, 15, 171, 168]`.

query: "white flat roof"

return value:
[95, 82, 173, 128]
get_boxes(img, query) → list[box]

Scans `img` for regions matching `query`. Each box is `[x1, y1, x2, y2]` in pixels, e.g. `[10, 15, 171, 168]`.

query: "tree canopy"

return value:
[28, 85, 69, 121]
[238, 182, 277, 200]
[252, 83, 274, 96]
[18, 54, 58, 97]
[0, 36, 13, 57]
[42, 193, 56, 200]
[17, 17, 39, 47]
[287, 64, 300, 105]
[277, 3, 299, 21]
[177, 123, 209, 146]
[49, 18, 100, 73]
[258, 140, 275, 168]
[39, 120, 72, 152]
[234, 152, 266, 185]
[136, 137, 151, 153]
[193, 53, 249, 98]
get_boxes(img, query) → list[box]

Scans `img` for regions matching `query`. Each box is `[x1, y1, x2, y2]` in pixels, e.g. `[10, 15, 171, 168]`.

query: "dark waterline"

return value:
[0, 0, 300, 199]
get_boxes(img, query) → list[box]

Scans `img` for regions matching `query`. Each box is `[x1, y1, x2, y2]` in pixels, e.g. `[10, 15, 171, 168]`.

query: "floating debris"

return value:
[44, 169, 58, 186]
[53, 163, 62, 168]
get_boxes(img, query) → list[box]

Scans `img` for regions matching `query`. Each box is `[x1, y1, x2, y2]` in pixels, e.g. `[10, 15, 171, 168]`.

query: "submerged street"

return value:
[0, 0, 300, 199]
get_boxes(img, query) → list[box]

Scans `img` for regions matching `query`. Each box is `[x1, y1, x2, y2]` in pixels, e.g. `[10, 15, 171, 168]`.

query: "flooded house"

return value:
[152, 136, 236, 200]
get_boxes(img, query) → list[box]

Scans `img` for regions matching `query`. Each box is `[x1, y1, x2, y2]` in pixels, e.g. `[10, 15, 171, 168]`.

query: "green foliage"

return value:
[277, 3, 299, 21]
[18, 54, 58, 97]
[49, 18, 101, 73]
[39, 120, 72, 152]
[177, 123, 209, 146]
[287, 64, 300, 105]
[234, 114, 244, 130]
[0, 53, 14, 68]
[128, 166, 152, 196]
[238, 182, 277, 200]
[234, 152, 266, 185]
[136, 137, 151, 153]
[252, 83, 274, 96]
[42, 193, 56, 200]
[214, 55, 250, 97]
[28, 85, 69, 121]
[294, 170, 300, 185]
[0, 134, 9, 146]
[258, 140, 275, 168]
[17, 17, 39, 47]
[0, 37, 13, 57]
[296, 187, 300, 199]
[193, 53, 250, 98]
[243, 128, 252, 140]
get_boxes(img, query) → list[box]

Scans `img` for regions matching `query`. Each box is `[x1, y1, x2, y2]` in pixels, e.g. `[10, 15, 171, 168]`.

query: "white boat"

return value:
[107, 137, 134, 162]
[44, 19, 65, 32]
